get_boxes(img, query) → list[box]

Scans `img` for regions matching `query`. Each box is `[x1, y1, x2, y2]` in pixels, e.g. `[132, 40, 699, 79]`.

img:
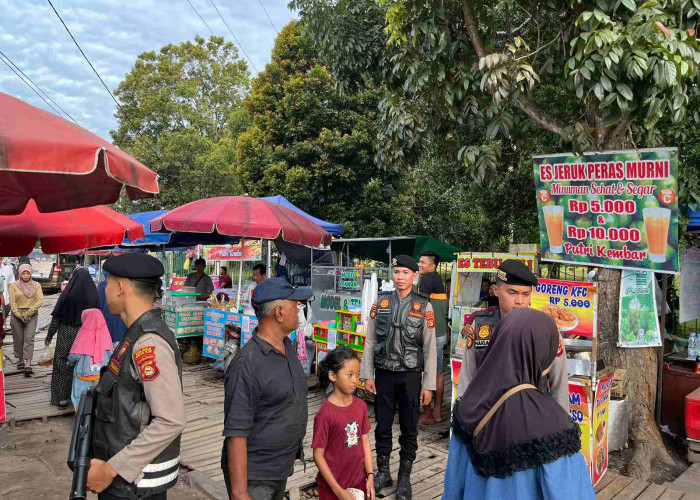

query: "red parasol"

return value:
[0, 92, 159, 215]
[150, 196, 332, 248]
[0, 201, 145, 256]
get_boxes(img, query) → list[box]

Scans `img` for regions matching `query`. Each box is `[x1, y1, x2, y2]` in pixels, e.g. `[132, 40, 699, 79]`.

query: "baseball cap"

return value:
[252, 277, 313, 305]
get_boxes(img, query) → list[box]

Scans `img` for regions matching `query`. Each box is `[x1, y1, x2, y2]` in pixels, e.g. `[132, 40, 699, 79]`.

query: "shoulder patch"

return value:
[557, 337, 564, 357]
[426, 310, 435, 329]
[370, 303, 377, 319]
[467, 330, 474, 350]
[135, 345, 159, 382]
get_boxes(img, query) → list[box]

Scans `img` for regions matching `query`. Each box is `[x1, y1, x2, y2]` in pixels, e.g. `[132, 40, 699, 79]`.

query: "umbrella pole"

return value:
[267, 240, 272, 276]
[237, 239, 245, 310]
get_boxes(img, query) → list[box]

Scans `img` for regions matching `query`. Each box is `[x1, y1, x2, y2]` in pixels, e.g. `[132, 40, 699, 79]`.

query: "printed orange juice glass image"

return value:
[643, 207, 671, 263]
[543, 205, 564, 253]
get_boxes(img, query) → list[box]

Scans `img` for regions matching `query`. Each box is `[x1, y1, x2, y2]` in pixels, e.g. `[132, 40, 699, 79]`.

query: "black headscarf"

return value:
[452, 308, 580, 478]
[51, 267, 100, 327]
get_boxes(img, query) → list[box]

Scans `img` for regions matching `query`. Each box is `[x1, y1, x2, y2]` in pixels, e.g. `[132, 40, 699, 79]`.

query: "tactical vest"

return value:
[374, 291, 429, 372]
[93, 310, 183, 500]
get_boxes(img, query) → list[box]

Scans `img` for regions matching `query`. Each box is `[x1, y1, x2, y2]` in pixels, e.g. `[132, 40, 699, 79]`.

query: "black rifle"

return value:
[67, 389, 97, 500]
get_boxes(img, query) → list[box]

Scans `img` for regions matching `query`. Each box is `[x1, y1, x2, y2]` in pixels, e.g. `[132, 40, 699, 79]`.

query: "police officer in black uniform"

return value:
[360, 255, 437, 500]
[87, 254, 186, 500]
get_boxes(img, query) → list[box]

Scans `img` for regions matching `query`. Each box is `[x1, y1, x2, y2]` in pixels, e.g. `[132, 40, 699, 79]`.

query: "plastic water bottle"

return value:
[689, 333, 698, 359]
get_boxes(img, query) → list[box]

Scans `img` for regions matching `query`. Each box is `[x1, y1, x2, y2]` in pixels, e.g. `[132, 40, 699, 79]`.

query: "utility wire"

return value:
[46, 0, 166, 164]
[0, 52, 66, 119]
[0, 49, 79, 124]
[257, 0, 279, 34]
[46, 0, 124, 113]
[207, 0, 259, 72]
[185, 0, 215, 35]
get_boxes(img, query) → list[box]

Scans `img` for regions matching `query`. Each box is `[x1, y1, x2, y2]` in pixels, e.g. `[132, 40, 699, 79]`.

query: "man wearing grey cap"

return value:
[222, 278, 311, 500]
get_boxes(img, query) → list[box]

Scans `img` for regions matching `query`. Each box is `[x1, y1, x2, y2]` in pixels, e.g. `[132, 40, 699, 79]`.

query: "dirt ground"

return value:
[0, 415, 208, 500]
[607, 431, 690, 484]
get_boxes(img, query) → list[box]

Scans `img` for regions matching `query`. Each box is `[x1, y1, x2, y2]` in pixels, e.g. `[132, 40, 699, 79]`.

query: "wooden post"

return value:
[656, 274, 668, 425]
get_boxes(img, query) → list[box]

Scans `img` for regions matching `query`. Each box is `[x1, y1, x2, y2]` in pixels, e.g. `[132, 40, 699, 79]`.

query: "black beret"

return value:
[420, 250, 440, 264]
[496, 259, 538, 287]
[103, 253, 164, 284]
[392, 255, 418, 272]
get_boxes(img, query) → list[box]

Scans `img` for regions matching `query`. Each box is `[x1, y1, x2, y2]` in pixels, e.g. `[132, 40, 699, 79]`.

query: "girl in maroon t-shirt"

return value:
[313, 347, 375, 500]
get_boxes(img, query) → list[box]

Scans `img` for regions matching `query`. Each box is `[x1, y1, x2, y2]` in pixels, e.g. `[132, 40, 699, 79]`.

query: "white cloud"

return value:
[0, 0, 296, 140]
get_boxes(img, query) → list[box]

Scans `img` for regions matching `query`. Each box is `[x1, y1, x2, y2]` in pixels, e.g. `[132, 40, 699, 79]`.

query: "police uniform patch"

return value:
[108, 358, 121, 376]
[407, 300, 425, 319]
[116, 339, 131, 360]
[557, 336, 564, 357]
[370, 304, 378, 319]
[478, 324, 491, 339]
[426, 310, 435, 329]
[135, 346, 159, 382]
[467, 330, 474, 350]
[379, 298, 390, 309]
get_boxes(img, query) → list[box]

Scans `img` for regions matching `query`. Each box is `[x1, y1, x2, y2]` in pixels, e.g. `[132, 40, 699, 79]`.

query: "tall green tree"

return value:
[293, 0, 700, 477]
[112, 36, 251, 209]
[236, 21, 412, 237]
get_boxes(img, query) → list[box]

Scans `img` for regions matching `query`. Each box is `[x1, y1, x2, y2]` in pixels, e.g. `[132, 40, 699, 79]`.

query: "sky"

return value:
[0, 0, 296, 140]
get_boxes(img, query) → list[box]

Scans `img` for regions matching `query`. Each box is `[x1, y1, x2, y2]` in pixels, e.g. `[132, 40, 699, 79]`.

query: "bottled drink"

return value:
[689, 333, 698, 359]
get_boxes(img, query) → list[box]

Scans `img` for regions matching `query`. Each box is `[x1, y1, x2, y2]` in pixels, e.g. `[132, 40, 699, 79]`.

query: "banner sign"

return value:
[456, 253, 537, 273]
[531, 279, 598, 338]
[618, 271, 662, 348]
[681, 247, 700, 323]
[170, 276, 186, 291]
[203, 309, 260, 358]
[592, 374, 613, 485]
[569, 380, 592, 478]
[534, 148, 679, 274]
[203, 240, 263, 261]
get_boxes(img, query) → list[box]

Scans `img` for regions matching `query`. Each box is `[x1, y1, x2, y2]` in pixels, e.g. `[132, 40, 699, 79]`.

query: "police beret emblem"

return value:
[392, 258, 398, 266]
[497, 269, 507, 281]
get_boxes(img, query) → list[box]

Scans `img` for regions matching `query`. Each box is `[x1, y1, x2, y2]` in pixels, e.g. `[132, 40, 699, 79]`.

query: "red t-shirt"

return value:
[218, 274, 233, 288]
[312, 396, 371, 499]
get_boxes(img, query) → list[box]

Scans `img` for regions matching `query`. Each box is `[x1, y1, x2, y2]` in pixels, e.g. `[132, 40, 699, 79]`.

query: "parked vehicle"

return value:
[27, 252, 82, 292]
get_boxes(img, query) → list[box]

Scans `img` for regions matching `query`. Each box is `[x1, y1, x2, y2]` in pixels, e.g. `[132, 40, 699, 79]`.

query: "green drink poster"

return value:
[618, 271, 661, 348]
[533, 148, 679, 274]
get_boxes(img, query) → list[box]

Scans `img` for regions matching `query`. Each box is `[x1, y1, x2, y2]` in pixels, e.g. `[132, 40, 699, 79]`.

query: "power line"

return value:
[185, 0, 215, 35]
[0, 49, 79, 124]
[207, 0, 259, 72]
[45, 0, 124, 113]
[0, 52, 66, 119]
[257, 0, 279, 35]
[45, 0, 167, 165]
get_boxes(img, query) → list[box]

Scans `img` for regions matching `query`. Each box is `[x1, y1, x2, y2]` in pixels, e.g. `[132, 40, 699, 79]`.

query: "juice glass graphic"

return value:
[543, 205, 564, 253]
[643, 207, 670, 263]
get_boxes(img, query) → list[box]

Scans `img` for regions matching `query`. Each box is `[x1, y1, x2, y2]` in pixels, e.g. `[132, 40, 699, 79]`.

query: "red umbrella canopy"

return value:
[0, 92, 159, 215]
[0, 201, 145, 256]
[150, 197, 332, 248]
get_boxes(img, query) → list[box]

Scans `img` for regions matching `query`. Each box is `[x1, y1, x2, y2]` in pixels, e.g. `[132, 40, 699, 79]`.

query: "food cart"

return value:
[449, 252, 611, 485]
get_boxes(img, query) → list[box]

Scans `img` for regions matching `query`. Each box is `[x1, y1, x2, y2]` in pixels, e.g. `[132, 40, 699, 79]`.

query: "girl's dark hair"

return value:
[318, 346, 359, 389]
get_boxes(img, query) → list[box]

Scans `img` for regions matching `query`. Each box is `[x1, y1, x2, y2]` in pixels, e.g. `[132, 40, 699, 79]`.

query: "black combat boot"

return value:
[395, 459, 413, 500]
[374, 454, 393, 492]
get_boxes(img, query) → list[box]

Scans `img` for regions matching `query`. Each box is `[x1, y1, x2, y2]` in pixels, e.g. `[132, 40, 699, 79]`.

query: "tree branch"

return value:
[460, 0, 573, 142]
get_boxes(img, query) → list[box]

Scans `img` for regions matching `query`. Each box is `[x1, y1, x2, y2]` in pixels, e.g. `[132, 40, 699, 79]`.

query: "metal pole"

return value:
[656, 274, 668, 425]
[237, 239, 245, 310]
[267, 240, 272, 276]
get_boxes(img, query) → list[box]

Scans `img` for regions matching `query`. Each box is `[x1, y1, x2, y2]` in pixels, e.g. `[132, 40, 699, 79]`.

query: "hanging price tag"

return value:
[327, 329, 337, 350]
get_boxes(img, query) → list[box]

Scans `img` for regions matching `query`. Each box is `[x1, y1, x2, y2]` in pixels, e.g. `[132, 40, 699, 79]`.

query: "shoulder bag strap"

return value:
[474, 383, 537, 437]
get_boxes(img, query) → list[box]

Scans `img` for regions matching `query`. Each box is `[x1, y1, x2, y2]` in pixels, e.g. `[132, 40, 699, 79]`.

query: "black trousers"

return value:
[374, 368, 421, 462]
[98, 492, 166, 500]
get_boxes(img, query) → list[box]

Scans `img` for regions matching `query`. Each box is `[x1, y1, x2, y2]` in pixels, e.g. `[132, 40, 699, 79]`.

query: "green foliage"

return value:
[236, 21, 409, 237]
[112, 36, 250, 210]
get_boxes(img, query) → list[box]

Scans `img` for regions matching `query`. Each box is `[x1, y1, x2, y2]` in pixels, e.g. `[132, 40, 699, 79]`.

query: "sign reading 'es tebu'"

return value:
[533, 148, 679, 274]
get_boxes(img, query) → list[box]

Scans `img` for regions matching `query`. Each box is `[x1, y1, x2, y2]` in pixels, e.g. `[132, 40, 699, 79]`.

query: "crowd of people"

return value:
[0, 252, 598, 500]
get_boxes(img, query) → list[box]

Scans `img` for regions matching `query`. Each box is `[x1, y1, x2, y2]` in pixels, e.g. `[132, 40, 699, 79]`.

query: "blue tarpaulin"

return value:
[259, 195, 344, 236]
[690, 206, 700, 232]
